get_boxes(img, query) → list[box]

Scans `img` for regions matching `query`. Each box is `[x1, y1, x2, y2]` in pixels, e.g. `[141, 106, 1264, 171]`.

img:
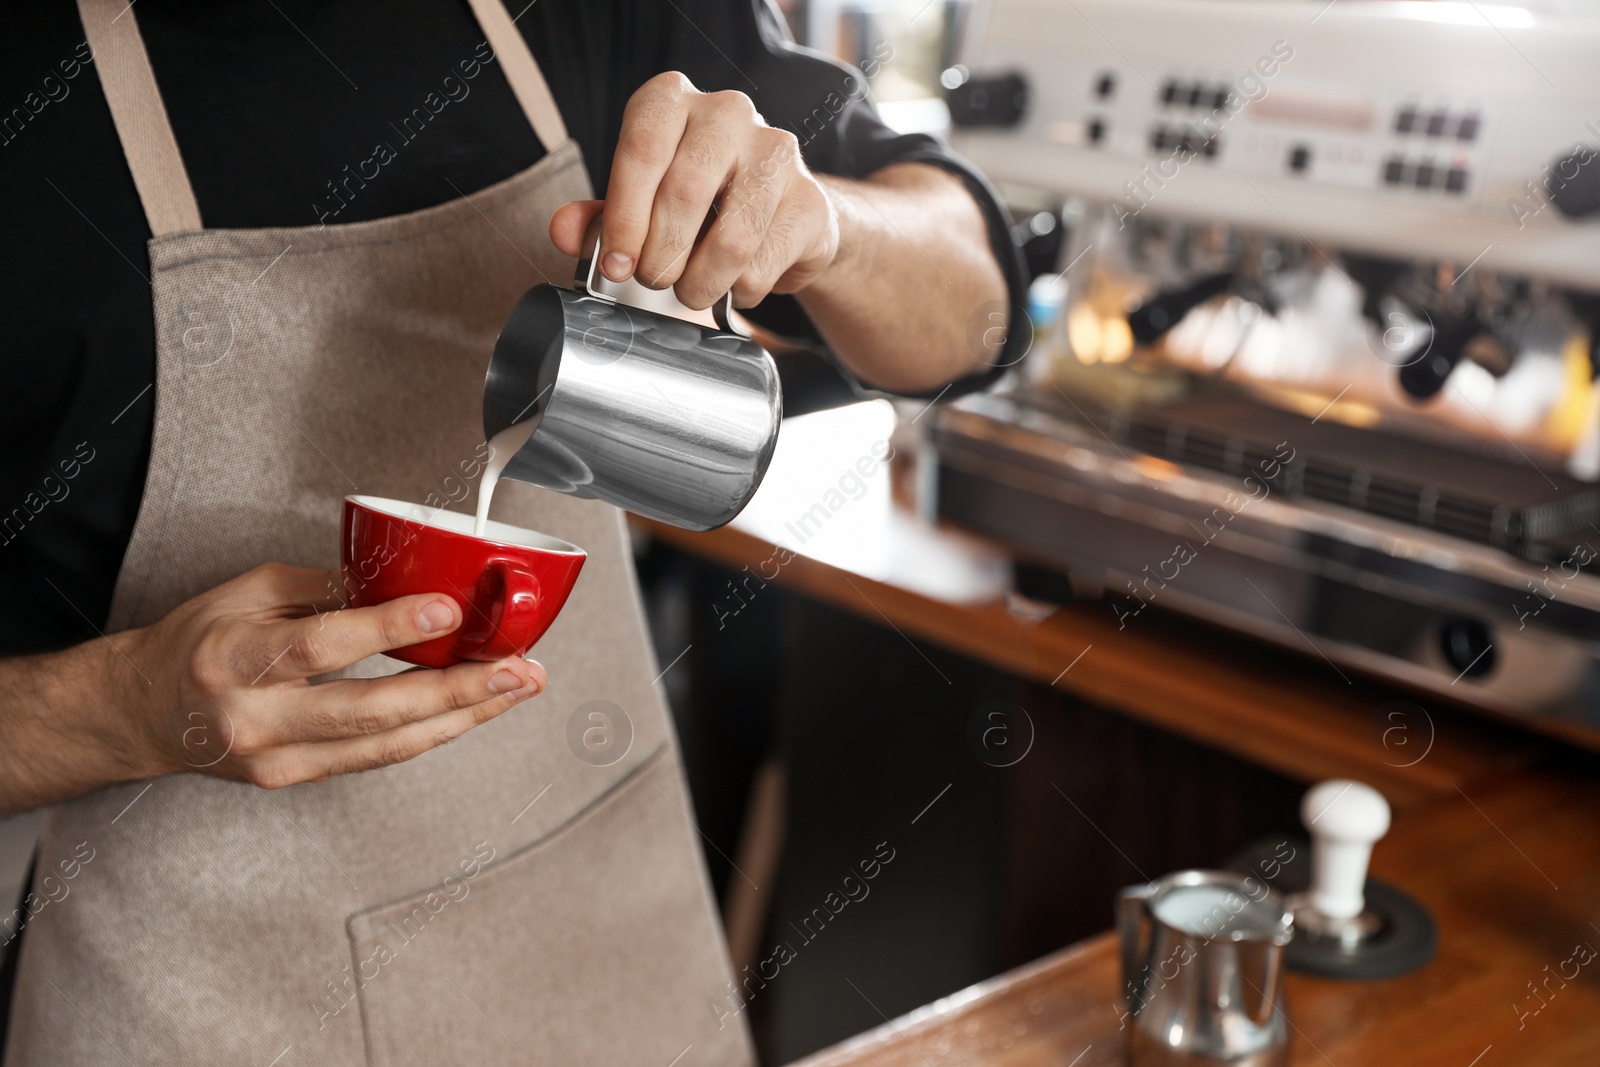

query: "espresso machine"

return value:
[934, 0, 1600, 746]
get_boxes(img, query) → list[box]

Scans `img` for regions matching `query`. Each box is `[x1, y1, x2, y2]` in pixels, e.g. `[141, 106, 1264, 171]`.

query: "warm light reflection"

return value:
[1257, 385, 1383, 429]
[1133, 455, 1184, 482]
[1067, 303, 1135, 365]
[1067, 304, 1103, 364]
[1546, 335, 1594, 449]
[1101, 317, 1135, 364]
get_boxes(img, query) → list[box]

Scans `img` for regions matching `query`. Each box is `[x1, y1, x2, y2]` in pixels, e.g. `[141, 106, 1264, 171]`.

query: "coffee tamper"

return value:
[1226, 779, 1435, 980]
[1292, 780, 1389, 948]
[1285, 779, 1435, 979]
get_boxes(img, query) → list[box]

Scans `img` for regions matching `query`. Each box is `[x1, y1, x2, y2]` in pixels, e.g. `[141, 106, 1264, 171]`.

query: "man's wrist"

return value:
[47, 632, 169, 785]
[101, 626, 177, 780]
[798, 174, 860, 302]
[0, 636, 157, 817]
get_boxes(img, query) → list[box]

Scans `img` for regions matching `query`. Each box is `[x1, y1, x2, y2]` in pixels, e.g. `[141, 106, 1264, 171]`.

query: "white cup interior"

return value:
[349, 495, 585, 556]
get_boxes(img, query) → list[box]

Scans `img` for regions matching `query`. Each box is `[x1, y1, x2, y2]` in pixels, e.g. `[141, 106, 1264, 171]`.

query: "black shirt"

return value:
[0, 0, 1023, 656]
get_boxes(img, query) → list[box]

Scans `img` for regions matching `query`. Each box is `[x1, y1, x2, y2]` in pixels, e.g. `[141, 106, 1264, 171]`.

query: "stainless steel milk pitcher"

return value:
[483, 223, 782, 531]
[1118, 870, 1294, 1067]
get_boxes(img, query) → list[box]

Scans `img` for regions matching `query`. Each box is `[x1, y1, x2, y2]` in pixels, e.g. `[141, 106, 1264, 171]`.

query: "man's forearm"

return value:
[0, 638, 155, 818]
[800, 162, 1009, 395]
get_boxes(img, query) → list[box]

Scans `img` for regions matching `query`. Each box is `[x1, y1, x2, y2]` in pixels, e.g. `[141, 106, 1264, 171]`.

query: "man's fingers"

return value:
[602, 72, 695, 283]
[236, 593, 461, 684]
[635, 91, 757, 291]
[678, 128, 799, 309]
[549, 199, 606, 259]
[273, 657, 545, 745]
[238, 696, 530, 790]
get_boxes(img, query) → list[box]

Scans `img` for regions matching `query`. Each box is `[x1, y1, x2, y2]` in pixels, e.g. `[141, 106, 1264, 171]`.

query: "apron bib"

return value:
[5, 2, 753, 1064]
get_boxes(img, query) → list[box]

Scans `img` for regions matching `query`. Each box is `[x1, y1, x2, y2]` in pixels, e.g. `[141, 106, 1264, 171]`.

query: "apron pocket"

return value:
[342, 745, 750, 1067]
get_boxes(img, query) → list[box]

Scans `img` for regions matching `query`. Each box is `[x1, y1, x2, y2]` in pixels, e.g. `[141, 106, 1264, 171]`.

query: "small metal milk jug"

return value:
[1118, 870, 1295, 1066]
[482, 222, 782, 531]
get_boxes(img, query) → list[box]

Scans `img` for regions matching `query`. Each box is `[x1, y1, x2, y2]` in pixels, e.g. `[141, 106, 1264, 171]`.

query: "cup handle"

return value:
[1117, 882, 1157, 1014]
[454, 558, 542, 661]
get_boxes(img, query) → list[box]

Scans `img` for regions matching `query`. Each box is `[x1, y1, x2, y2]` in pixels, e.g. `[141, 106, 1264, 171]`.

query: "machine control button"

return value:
[1456, 112, 1481, 141]
[1549, 147, 1600, 218]
[1425, 109, 1449, 137]
[1395, 107, 1418, 134]
[1187, 84, 1206, 108]
[1087, 117, 1106, 145]
[1440, 618, 1495, 678]
[1095, 72, 1116, 99]
[1414, 161, 1437, 188]
[1161, 79, 1180, 105]
[1383, 157, 1407, 185]
[1445, 167, 1468, 193]
[1289, 144, 1311, 173]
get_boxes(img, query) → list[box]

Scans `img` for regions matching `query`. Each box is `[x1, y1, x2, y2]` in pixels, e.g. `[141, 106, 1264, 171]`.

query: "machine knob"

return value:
[1301, 780, 1390, 922]
[1439, 617, 1495, 678]
[1549, 148, 1600, 219]
[946, 72, 1030, 128]
[1397, 312, 1481, 400]
[1126, 271, 1235, 346]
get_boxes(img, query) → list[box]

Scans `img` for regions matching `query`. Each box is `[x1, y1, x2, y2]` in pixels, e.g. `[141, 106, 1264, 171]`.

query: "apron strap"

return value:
[464, 0, 571, 151]
[75, 0, 574, 239]
[76, 0, 204, 237]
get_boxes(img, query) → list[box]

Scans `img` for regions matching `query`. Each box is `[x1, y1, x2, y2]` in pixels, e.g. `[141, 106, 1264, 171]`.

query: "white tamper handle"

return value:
[1301, 780, 1391, 921]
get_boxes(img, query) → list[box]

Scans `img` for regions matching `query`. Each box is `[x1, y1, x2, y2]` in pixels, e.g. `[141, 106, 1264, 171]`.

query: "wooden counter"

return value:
[635, 401, 1598, 1063]
[634, 401, 1537, 813]
[788, 767, 1600, 1067]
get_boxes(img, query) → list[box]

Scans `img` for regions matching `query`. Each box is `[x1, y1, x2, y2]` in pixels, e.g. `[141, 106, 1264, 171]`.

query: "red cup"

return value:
[341, 495, 586, 668]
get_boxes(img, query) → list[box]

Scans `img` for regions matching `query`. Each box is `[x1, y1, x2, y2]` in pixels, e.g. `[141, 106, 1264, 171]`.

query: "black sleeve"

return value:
[613, 0, 1029, 399]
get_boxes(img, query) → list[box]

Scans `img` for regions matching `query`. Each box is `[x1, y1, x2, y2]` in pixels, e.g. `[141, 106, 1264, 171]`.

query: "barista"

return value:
[0, 0, 1021, 1061]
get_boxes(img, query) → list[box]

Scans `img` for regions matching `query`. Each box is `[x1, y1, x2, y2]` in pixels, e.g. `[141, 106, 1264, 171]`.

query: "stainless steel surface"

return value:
[1288, 898, 1382, 952]
[954, 0, 1600, 289]
[483, 234, 781, 532]
[1119, 870, 1293, 1067]
[933, 392, 1600, 746]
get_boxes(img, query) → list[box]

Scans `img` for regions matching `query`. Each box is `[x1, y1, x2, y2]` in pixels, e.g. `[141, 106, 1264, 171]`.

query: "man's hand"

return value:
[127, 563, 546, 788]
[550, 72, 1009, 395]
[0, 563, 545, 815]
[550, 71, 839, 311]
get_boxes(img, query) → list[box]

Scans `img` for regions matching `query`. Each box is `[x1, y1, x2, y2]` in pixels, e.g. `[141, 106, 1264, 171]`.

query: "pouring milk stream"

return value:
[474, 421, 537, 537]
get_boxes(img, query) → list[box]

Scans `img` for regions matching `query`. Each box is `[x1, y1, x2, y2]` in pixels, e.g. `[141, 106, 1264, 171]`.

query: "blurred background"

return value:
[636, 0, 1600, 1060]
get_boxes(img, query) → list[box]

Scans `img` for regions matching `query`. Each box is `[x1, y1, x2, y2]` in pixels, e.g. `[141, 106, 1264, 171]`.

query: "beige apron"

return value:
[6, 2, 754, 1064]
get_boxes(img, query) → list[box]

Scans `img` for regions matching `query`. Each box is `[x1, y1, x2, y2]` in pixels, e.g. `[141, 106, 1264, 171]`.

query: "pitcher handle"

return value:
[575, 213, 741, 335]
[1117, 882, 1158, 1013]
